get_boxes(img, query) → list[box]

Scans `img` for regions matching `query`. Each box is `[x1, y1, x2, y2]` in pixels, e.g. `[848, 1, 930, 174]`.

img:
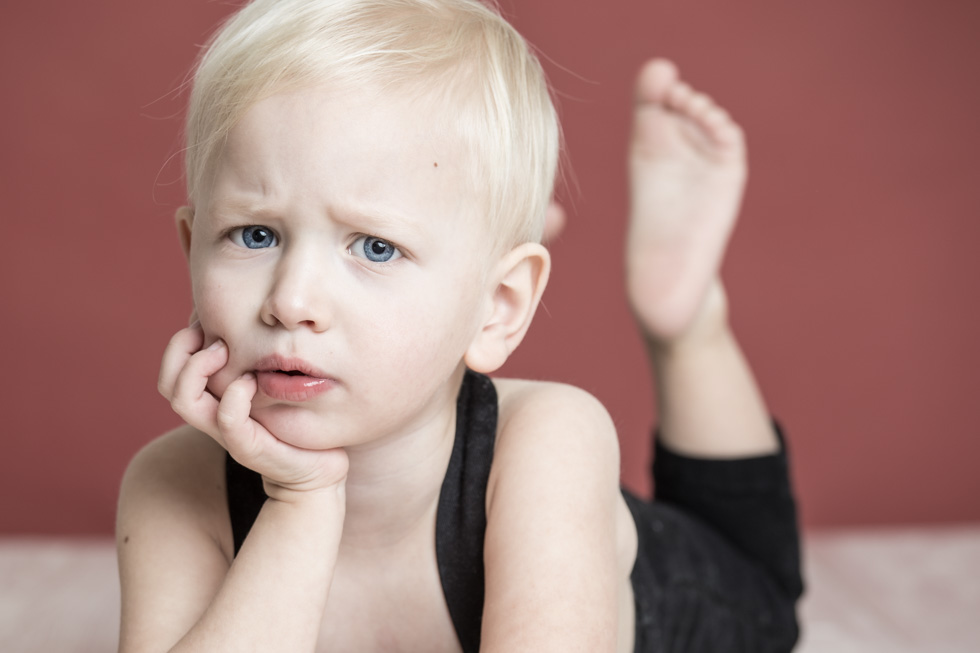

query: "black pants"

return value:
[624, 426, 803, 652]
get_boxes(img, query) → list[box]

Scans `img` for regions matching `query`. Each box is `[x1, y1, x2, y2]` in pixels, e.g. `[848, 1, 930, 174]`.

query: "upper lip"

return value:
[253, 354, 331, 379]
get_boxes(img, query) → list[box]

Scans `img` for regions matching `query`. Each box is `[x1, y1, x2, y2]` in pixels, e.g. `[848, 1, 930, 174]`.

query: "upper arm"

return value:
[480, 381, 627, 652]
[116, 426, 234, 652]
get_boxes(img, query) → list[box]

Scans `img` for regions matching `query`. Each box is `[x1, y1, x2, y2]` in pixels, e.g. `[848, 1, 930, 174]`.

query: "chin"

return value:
[251, 406, 338, 450]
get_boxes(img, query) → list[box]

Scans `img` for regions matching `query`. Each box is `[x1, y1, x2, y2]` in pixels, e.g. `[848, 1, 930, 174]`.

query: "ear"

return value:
[175, 205, 195, 262]
[175, 206, 199, 325]
[464, 243, 551, 374]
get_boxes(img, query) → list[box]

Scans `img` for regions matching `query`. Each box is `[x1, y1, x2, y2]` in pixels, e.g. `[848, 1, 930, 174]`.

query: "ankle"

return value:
[641, 280, 730, 355]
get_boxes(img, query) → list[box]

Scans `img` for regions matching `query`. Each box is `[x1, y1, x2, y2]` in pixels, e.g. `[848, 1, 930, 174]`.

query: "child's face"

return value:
[181, 84, 496, 450]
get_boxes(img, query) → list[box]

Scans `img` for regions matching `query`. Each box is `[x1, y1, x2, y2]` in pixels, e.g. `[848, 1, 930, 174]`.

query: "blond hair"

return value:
[184, 0, 559, 246]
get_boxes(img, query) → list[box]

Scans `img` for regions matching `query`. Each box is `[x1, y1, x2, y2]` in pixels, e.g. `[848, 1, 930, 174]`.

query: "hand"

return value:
[158, 324, 349, 500]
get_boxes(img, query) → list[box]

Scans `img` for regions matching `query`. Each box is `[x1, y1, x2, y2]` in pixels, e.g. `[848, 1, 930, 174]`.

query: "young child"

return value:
[117, 1, 802, 651]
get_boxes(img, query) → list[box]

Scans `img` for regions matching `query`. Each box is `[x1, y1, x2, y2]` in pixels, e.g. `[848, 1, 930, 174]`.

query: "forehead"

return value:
[221, 85, 457, 198]
[205, 84, 489, 243]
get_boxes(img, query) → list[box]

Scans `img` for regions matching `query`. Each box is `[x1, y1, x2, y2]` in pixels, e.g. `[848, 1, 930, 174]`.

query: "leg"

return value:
[624, 60, 803, 650]
[625, 495, 801, 652]
[626, 59, 777, 458]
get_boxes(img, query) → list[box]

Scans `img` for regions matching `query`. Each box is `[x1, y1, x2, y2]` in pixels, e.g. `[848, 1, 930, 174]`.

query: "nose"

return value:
[261, 245, 332, 331]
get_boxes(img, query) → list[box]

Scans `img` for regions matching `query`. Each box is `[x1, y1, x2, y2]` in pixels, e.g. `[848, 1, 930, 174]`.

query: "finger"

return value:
[168, 340, 229, 434]
[214, 374, 311, 485]
[215, 372, 263, 460]
[157, 324, 204, 399]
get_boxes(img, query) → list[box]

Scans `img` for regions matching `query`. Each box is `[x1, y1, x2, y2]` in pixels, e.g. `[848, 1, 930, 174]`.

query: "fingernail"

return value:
[240, 372, 255, 382]
[189, 319, 201, 329]
[207, 339, 225, 351]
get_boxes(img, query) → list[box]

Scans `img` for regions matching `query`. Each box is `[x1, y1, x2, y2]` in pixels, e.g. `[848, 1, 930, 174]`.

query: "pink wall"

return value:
[2, 0, 978, 535]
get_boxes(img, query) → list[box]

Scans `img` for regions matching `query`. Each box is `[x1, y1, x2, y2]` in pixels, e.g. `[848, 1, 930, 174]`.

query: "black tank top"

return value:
[225, 370, 496, 653]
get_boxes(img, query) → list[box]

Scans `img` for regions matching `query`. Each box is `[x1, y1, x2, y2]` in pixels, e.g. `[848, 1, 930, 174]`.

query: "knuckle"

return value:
[170, 395, 192, 416]
[166, 328, 190, 351]
[215, 404, 237, 430]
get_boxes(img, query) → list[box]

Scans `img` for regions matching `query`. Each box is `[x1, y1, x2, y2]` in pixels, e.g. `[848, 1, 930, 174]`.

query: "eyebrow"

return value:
[338, 205, 425, 239]
[208, 195, 428, 240]
[205, 190, 279, 219]
[209, 202, 276, 223]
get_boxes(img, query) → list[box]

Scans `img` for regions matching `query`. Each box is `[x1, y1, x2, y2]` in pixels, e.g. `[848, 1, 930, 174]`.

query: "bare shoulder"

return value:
[490, 374, 639, 535]
[492, 377, 620, 474]
[487, 377, 622, 517]
[491, 376, 638, 563]
[479, 379, 634, 649]
[118, 425, 231, 551]
[117, 426, 234, 650]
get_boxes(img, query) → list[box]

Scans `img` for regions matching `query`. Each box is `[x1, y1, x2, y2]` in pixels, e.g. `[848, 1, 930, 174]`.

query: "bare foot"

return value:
[626, 59, 746, 344]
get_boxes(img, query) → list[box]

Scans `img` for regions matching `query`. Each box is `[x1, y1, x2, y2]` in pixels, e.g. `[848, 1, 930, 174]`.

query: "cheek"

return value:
[191, 264, 250, 338]
[370, 314, 471, 409]
[191, 269, 257, 395]
[376, 280, 484, 368]
[193, 282, 231, 341]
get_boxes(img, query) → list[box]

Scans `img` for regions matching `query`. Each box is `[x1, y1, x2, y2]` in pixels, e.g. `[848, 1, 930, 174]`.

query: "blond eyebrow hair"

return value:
[205, 188, 441, 248]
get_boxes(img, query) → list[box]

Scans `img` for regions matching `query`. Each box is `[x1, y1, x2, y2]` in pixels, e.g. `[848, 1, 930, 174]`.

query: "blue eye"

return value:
[352, 236, 401, 263]
[232, 225, 278, 249]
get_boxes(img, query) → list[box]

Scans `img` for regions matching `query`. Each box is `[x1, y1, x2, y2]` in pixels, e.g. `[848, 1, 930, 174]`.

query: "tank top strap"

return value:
[435, 369, 498, 653]
[226, 447, 265, 556]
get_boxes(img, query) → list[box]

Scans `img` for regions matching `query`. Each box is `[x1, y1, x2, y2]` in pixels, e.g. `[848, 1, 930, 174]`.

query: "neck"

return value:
[337, 376, 462, 554]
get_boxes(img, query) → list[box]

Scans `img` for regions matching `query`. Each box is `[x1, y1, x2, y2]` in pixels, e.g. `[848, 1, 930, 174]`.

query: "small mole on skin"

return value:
[123, 536, 130, 544]
[433, 162, 438, 168]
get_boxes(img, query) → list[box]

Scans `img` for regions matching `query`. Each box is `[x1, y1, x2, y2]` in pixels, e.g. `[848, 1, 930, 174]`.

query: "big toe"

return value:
[635, 58, 679, 105]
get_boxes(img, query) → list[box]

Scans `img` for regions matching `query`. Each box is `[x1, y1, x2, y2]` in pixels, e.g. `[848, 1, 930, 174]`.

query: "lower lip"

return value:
[255, 371, 335, 402]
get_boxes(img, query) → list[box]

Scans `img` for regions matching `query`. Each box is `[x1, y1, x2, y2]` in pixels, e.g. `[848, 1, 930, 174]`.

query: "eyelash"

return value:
[223, 226, 403, 264]
[226, 225, 278, 250]
[348, 235, 403, 264]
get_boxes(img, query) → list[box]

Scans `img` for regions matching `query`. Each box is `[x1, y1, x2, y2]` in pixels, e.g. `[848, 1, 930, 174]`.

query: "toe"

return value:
[665, 81, 694, 111]
[704, 106, 730, 125]
[687, 92, 713, 117]
[635, 58, 679, 105]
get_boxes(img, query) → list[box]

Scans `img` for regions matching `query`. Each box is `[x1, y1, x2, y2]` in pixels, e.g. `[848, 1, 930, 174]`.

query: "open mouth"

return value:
[252, 355, 333, 401]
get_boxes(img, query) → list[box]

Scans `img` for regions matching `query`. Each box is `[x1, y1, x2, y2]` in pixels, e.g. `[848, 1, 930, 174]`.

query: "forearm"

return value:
[647, 286, 778, 458]
[170, 489, 344, 653]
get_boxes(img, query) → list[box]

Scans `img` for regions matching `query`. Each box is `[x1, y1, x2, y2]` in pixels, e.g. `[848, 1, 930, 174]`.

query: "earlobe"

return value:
[175, 206, 195, 261]
[464, 243, 551, 374]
